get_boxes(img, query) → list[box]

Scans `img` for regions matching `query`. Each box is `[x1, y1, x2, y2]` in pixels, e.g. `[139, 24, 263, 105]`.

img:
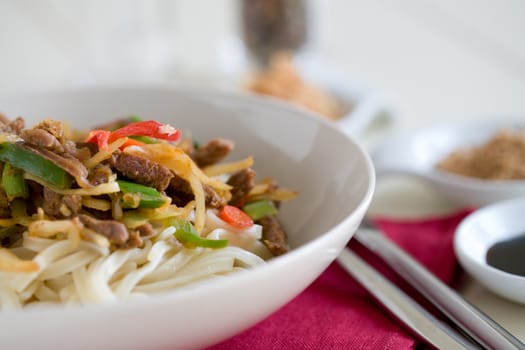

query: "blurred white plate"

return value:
[455, 197, 525, 304]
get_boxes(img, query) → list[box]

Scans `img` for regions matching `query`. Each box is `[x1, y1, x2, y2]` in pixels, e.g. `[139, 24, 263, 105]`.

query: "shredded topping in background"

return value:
[437, 129, 525, 180]
[244, 52, 344, 120]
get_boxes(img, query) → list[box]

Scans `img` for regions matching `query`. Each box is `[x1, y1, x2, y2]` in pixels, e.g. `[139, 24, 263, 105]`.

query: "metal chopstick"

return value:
[337, 248, 479, 349]
[353, 227, 525, 350]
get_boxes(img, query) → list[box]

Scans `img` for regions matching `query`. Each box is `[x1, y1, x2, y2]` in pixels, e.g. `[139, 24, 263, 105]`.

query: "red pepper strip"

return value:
[108, 120, 180, 143]
[85, 130, 110, 150]
[218, 205, 254, 229]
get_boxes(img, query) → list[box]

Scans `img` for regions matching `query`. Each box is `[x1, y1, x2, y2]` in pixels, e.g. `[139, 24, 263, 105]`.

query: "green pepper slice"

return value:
[117, 180, 166, 209]
[168, 218, 228, 249]
[2, 163, 28, 200]
[0, 142, 72, 189]
[242, 199, 278, 221]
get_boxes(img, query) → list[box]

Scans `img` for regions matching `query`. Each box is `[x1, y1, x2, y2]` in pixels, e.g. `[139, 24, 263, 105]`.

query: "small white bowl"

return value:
[372, 119, 525, 206]
[455, 197, 525, 304]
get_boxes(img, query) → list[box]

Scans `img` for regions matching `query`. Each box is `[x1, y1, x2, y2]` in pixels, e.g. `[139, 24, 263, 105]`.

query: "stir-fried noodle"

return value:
[0, 116, 296, 308]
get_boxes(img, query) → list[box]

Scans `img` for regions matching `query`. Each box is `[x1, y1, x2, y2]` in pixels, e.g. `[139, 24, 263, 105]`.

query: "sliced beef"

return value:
[204, 184, 227, 208]
[43, 187, 81, 218]
[125, 230, 143, 248]
[20, 128, 64, 153]
[88, 164, 112, 186]
[136, 222, 154, 237]
[166, 173, 194, 207]
[167, 173, 225, 208]
[33, 119, 65, 144]
[112, 152, 173, 191]
[227, 168, 256, 204]
[24, 144, 90, 187]
[124, 222, 155, 248]
[258, 216, 289, 256]
[78, 214, 129, 247]
[0, 116, 24, 135]
[192, 138, 234, 167]
[20, 119, 69, 154]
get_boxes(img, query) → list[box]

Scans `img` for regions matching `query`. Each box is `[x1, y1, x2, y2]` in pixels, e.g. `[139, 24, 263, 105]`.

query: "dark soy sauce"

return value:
[486, 233, 525, 277]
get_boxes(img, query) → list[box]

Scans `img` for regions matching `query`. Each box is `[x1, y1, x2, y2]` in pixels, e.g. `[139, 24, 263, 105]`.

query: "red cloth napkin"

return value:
[209, 210, 471, 350]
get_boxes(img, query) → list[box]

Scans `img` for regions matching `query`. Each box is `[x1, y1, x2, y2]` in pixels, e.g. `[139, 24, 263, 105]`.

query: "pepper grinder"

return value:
[240, 0, 309, 67]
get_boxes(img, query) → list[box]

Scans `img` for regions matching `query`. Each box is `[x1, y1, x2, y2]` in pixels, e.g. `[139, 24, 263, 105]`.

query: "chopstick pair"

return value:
[336, 226, 525, 350]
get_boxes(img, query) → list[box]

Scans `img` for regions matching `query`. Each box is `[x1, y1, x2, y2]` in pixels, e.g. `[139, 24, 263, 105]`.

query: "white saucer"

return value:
[455, 197, 525, 304]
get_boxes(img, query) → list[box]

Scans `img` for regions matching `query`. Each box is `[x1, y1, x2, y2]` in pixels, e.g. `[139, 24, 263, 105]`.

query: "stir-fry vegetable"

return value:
[218, 205, 254, 228]
[86, 120, 180, 150]
[169, 218, 228, 249]
[85, 129, 111, 150]
[0, 142, 72, 189]
[109, 120, 180, 143]
[117, 180, 167, 209]
[242, 200, 277, 221]
[2, 163, 28, 200]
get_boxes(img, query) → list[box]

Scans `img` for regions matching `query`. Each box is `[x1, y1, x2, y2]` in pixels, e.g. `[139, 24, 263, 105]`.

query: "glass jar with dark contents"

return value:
[241, 0, 309, 65]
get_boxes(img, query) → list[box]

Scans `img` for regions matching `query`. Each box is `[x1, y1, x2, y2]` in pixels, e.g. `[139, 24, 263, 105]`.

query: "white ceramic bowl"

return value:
[0, 86, 375, 350]
[372, 120, 525, 206]
[455, 197, 525, 304]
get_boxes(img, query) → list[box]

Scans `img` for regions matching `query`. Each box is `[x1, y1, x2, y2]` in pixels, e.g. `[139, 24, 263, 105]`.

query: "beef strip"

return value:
[227, 168, 256, 204]
[112, 152, 173, 191]
[88, 164, 112, 186]
[166, 173, 225, 208]
[0, 116, 24, 135]
[192, 138, 234, 167]
[166, 173, 194, 207]
[20, 128, 64, 153]
[78, 214, 129, 247]
[33, 119, 65, 144]
[136, 222, 154, 237]
[258, 216, 289, 256]
[24, 144, 90, 187]
[43, 187, 82, 218]
[20, 119, 72, 154]
[125, 230, 143, 248]
[204, 184, 227, 208]
[124, 222, 155, 248]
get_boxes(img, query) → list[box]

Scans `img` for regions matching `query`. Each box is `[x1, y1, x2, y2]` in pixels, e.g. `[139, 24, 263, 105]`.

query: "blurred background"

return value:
[0, 0, 524, 131]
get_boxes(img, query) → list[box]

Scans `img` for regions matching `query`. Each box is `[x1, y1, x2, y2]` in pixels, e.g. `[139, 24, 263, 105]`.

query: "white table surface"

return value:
[0, 0, 524, 344]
